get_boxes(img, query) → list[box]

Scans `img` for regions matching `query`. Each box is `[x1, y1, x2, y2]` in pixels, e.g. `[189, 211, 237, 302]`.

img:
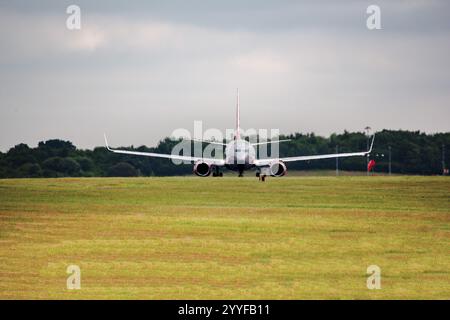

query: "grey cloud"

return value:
[0, 1, 449, 151]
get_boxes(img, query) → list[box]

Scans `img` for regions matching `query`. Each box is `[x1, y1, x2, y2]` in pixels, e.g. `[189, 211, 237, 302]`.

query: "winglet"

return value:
[367, 134, 375, 154]
[104, 133, 112, 151]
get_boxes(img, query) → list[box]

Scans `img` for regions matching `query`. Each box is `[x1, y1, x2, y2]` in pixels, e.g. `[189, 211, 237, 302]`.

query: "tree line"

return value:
[0, 130, 448, 178]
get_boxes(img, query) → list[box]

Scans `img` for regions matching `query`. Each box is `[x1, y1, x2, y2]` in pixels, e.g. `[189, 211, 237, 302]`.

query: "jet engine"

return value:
[269, 161, 287, 177]
[193, 161, 212, 177]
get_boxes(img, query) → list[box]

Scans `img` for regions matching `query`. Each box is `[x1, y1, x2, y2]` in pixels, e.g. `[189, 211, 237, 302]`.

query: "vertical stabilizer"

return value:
[235, 88, 240, 140]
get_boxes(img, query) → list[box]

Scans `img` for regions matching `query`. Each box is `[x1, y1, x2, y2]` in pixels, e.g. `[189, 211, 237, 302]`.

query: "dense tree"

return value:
[107, 162, 138, 177]
[5, 143, 36, 167]
[18, 163, 42, 178]
[42, 157, 81, 177]
[36, 140, 76, 160]
[74, 156, 94, 172]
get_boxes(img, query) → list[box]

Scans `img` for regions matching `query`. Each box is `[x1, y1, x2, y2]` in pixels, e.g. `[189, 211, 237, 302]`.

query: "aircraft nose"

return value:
[236, 153, 247, 164]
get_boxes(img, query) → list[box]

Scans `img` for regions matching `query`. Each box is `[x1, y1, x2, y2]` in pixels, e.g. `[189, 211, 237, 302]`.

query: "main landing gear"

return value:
[212, 166, 223, 177]
[256, 171, 266, 182]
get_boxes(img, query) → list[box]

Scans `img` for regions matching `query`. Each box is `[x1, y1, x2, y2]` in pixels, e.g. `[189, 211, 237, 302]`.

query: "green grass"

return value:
[0, 176, 449, 299]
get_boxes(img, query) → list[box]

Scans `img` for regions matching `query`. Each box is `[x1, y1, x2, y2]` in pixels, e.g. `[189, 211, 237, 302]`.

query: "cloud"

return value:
[233, 51, 289, 73]
[0, 1, 449, 151]
[66, 25, 107, 51]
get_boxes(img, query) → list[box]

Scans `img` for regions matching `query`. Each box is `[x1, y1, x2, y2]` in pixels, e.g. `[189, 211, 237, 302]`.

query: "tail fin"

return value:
[235, 88, 240, 140]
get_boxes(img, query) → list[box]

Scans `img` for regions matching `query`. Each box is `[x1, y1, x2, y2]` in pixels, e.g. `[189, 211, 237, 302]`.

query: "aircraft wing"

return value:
[185, 138, 227, 146]
[104, 135, 225, 166]
[254, 134, 375, 166]
[250, 139, 291, 146]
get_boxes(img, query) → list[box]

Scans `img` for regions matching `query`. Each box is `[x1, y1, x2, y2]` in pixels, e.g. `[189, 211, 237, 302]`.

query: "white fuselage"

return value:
[224, 139, 256, 169]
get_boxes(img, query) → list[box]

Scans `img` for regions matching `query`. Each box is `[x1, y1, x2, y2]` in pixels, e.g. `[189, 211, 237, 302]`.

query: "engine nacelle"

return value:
[193, 161, 212, 177]
[269, 161, 287, 177]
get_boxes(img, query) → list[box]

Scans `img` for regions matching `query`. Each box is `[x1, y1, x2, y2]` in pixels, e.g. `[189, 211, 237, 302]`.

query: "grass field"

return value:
[0, 176, 449, 299]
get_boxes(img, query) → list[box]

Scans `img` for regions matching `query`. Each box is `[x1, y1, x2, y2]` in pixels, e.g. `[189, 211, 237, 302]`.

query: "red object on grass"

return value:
[368, 160, 376, 172]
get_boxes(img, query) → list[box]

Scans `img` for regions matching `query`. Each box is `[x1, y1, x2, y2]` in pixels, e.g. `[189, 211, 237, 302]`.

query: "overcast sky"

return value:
[0, 0, 449, 151]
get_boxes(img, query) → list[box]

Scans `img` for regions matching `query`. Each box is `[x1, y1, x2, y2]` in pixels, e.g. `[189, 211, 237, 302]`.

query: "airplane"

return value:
[104, 90, 375, 181]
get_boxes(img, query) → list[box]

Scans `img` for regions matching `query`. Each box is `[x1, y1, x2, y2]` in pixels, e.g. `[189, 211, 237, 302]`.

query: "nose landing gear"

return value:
[256, 171, 266, 182]
[237, 164, 245, 177]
